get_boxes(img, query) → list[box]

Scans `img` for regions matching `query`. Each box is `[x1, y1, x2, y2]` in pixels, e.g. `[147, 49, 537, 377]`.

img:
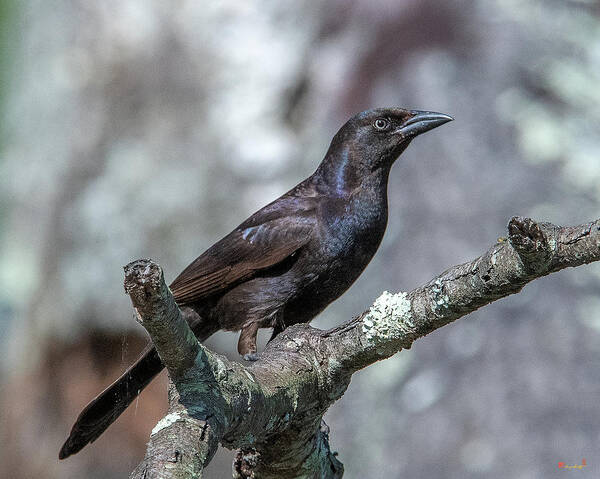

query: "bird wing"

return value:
[170, 196, 317, 304]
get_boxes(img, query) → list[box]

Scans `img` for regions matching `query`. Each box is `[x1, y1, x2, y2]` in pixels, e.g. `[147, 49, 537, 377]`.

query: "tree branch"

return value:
[319, 216, 600, 372]
[125, 259, 199, 379]
[125, 216, 599, 478]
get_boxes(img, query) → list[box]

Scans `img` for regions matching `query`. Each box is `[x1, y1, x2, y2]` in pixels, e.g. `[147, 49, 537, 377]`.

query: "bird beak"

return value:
[394, 110, 454, 138]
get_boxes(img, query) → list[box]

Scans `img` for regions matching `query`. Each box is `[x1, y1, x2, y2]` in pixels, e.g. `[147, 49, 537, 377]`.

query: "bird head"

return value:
[333, 107, 453, 170]
[315, 107, 453, 193]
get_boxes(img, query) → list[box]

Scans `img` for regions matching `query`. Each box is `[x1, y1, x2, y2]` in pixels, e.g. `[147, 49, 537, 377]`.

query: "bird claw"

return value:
[243, 353, 260, 362]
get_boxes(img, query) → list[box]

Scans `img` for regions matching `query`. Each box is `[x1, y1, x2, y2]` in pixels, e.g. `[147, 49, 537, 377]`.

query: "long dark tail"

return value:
[59, 309, 217, 459]
[58, 345, 164, 459]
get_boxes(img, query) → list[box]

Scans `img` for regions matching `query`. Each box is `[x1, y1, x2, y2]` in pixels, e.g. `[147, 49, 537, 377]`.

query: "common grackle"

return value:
[59, 107, 452, 459]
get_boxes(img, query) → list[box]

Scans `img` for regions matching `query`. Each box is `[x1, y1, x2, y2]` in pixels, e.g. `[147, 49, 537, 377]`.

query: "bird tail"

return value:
[59, 310, 218, 459]
[58, 344, 163, 459]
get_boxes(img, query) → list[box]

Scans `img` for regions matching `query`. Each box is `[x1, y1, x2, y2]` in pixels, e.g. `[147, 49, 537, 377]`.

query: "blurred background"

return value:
[1, 0, 599, 477]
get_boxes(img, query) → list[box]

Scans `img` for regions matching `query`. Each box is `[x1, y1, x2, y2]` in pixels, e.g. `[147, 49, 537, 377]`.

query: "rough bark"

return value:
[126, 216, 600, 479]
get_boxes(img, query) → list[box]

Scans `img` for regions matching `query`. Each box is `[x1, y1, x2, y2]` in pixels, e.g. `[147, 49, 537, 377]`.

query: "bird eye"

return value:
[373, 118, 390, 131]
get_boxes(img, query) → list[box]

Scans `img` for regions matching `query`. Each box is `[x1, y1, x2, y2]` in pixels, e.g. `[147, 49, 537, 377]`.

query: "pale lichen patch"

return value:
[151, 412, 181, 436]
[244, 370, 256, 382]
[327, 357, 342, 376]
[430, 279, 450, 311]
[213, 357, 229, 382]
[362, 291, 412, 344]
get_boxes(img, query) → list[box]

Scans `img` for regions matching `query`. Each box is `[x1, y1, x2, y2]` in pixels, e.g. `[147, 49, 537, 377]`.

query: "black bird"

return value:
[59, 107, 452, 459]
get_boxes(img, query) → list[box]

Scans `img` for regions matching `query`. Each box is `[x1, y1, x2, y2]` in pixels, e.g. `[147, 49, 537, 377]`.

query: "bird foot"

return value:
[243, 352, 260, 362]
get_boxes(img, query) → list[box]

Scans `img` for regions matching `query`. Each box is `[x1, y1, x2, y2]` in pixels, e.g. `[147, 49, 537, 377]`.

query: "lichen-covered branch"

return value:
[125, 259, 344, 478]
[125, 259, 199, 379]
[130, 383, 220, 479]
[320, 216, 600, 372]
[125, 216, 599, 478]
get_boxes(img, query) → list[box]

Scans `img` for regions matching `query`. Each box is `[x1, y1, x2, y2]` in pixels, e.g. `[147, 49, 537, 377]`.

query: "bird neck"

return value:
[312, 145, 391, 197]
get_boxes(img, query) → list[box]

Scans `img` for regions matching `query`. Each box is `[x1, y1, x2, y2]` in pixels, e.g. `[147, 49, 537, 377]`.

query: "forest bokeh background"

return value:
[1, 1, 600, 478]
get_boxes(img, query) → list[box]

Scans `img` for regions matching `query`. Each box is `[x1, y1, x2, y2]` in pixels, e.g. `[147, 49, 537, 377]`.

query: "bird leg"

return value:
[238, 322, 259, 361]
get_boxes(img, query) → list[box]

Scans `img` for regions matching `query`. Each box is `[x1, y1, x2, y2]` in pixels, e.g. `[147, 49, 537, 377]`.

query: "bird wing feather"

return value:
[170, 196, 317, 304]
